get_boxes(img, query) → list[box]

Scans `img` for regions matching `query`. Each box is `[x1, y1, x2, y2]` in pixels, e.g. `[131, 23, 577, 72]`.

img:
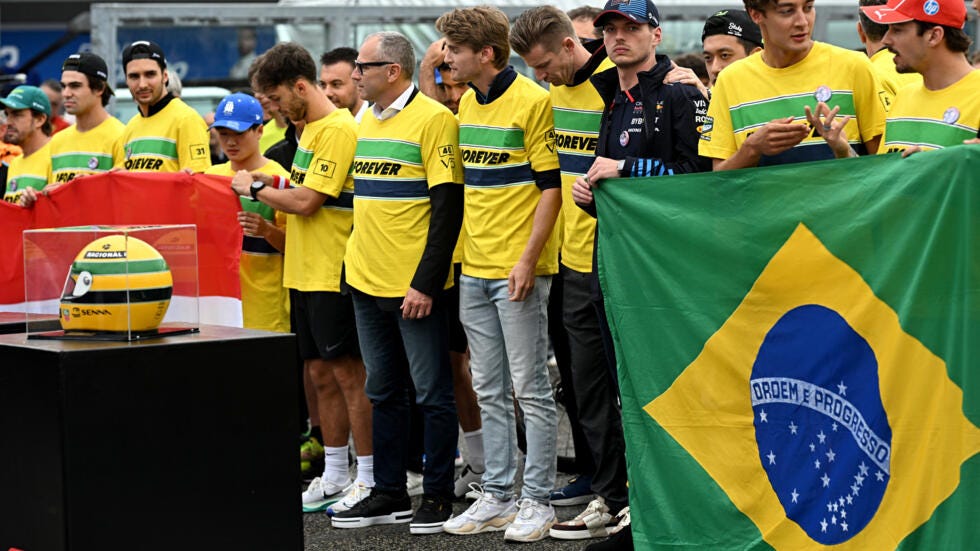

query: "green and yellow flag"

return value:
[594, 147, 980, 550]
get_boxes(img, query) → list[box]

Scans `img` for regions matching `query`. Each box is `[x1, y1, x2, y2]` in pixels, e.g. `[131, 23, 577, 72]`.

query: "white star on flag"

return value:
[789, 421, 798, 434]
[759, 409, 768, 423]
[841, 521, 849, 532]
[831, 515, 837, 525]
[826, 449, 836, 462]
[837, 381, 847, 395]
[767, 450, 776, 464]
[846, 495, 853, 505]
[821, 519, 828, 532]
[815, 458, 821, 469]
[841, 509, 847, 519]
[822, 473, 831, 487]
[876, 470, 885, 482]
[851, 483, 861, 495]
[859, 462, 869, 476]
[818, 430, 826, 443]
[832, 422, 838, 432]
[791, 489, 799, 503]
[809, 442, 815, 452]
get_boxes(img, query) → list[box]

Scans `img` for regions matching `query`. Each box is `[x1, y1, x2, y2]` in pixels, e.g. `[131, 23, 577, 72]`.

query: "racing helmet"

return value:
[60, 235, 173, 332]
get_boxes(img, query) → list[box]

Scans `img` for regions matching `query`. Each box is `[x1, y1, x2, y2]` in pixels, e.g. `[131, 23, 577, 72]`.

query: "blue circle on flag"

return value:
[750, 305, 891, 544]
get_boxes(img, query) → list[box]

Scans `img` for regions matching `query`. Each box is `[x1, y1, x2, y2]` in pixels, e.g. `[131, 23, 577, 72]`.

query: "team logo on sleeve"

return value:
[438, 144, 456, 169]
[313, 158, 337, 178]
[699, 115, 713, 141]
[543, 129, 557, 154]
[190, 143, 208, 160]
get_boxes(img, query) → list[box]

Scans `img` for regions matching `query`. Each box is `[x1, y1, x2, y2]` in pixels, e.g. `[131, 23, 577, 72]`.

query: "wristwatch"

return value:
[616, 159, 626, 173]
[249, 180, 265, 200]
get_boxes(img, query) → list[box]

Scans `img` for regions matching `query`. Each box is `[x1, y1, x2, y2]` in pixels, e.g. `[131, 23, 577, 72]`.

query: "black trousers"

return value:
[563, 264, 629, 512]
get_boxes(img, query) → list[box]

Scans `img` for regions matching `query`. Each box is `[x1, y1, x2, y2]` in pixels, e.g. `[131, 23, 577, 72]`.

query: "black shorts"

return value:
[445, 263, 467, 354]
[289, 289, 359, 361]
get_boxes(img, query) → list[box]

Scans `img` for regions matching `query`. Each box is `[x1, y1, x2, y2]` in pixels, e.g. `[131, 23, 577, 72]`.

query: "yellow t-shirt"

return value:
[4, 142, 52, 204]
[458, 73, 560, 279]
[700, 43, 887, 165]
[206, 160, 290, 331]
[551, 57, 615, 273]
[870, 49, 921, 111]
[345, 93, 463, 297]
[114, 97, 211, 173]
[283, 109, 357, 292]
[259, 118, 288, 155]
[881, 70, 980, 154]
[49, 116, 125, 184]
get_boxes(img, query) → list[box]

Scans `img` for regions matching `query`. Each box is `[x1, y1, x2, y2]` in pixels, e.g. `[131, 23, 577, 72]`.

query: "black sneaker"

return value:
[331, 489, 412, 529]
[409, 495, 453, 535]
[584, 524, 633, 551]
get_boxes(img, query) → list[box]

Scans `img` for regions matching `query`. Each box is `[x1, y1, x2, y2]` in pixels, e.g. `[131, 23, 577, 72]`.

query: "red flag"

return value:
[0, 172, 243, 320]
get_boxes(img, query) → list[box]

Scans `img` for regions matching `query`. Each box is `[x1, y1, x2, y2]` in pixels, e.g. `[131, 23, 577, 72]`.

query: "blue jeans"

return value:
[352, 289, 458, 498]
[459, 275, 557, 502]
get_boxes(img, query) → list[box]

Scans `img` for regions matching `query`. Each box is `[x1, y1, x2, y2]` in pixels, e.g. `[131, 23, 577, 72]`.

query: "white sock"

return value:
[323, 445, 349, 485]
[463, 429, 485, 473]
[355, 455, 374, 487]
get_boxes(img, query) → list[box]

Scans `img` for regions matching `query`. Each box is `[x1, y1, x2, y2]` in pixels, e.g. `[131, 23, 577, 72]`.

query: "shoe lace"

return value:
[342, 482, 367, 501]
[617, 506, 631, 527]
[306, 477, 322, 494]
[515, 498, 542, 520]
[467, 484, 500, 514]
[580, 497, 606, 519]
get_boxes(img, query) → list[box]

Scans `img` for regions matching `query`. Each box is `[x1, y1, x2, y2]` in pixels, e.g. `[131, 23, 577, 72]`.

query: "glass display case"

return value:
[23, 225, 200, 341]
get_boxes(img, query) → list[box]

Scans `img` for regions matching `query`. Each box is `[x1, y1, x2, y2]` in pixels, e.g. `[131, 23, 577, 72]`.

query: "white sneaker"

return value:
[443, 486, 517, 535]
[548, 497, 615, 540]
[609, 506, 630, 535]
[504, 498, 556, 542]
[326, 481, 372, 516]
[407, 470, 423, 497]
[302, 476, 350, 513]
[464, 483, 483, 501]
[453, 464, 484, 499]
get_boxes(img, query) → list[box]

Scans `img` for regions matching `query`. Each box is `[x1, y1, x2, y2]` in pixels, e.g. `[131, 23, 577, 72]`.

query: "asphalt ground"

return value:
[303, 370, 603, 551]
[303, 472, 594, 551]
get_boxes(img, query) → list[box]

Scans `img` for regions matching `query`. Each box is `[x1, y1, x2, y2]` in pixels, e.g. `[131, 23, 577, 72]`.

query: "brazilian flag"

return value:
[594, 146, 980, 549]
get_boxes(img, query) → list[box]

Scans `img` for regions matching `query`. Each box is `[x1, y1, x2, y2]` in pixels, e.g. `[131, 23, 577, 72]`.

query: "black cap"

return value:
[702, 10, 763, 48]
[122, 40, 167, 69]
[62, 52, 114, 96]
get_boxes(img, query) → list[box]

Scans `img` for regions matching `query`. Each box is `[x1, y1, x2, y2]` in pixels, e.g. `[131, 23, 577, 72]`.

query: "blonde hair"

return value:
[435, 6, 511, 70]
[510, 6, 577, 56]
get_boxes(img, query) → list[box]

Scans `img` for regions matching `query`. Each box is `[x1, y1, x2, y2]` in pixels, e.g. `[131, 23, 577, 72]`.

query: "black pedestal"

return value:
[0, 312, 61, 335]
[0, 325, 302, 551]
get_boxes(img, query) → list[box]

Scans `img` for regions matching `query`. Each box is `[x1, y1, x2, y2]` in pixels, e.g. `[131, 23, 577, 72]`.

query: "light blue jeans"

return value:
[459, 274, 557, 503]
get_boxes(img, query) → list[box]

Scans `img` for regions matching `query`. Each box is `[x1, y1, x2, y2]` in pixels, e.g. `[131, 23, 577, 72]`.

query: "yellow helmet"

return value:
[60, 235, 173, 332]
